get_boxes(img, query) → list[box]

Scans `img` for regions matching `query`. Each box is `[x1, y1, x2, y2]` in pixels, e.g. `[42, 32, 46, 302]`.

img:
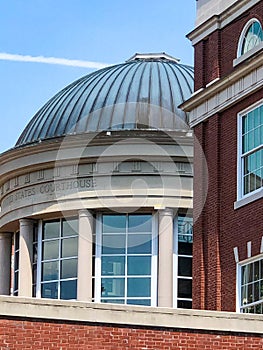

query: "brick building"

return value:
[182, 0, 263, 313]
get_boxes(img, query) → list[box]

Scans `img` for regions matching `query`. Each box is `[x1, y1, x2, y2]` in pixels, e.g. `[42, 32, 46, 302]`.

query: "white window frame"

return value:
[12, 231, 20, 296]
[236, 99, 263, 206]
[35, 218, 78, 300]
[234, 19, 263, 66]
[173, 214, 193, 309]
[237, 254, 263, 314]
[237, 18, 263, 57]
[94, 213, 158, 306]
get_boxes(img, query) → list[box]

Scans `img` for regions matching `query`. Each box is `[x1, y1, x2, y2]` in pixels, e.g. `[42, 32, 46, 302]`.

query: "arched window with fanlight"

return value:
[237, 19, 263, 57]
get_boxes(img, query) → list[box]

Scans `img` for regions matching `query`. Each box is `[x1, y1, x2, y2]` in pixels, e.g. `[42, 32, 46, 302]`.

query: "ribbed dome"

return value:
[16, 53, 194, 147]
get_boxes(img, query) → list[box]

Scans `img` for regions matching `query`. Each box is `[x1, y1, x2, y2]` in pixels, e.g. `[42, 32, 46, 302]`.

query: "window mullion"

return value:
[58, 219, 62, 299]
[173, 214, 178, 309]
[151, 212, 158, 307]
[125, 214, 128, 304]
[95, 214, 102, 303]
[36, 220, 42, 298]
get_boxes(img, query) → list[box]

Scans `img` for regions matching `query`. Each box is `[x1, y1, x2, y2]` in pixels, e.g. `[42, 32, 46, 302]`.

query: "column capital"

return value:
[0, 232, 13, 239]
[19, 218, 34, 227]
[158, 207, 174, 217]
[78, 209, 93, 219]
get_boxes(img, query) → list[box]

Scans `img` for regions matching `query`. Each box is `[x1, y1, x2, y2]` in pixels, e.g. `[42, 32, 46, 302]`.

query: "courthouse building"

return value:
[0, 1, 262, 349]
[0, 52, 194, 308]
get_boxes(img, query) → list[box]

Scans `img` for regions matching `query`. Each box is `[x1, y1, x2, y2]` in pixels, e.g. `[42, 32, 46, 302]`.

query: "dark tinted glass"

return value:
[41, 282, 58, 299]
[43, 221, 60, 239]
[178, 279, 192, 299]
[60, 280, 77, 300]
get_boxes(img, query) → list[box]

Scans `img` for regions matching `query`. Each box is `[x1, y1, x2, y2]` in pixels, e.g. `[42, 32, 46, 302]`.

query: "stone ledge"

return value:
[0, 296, 262, 334]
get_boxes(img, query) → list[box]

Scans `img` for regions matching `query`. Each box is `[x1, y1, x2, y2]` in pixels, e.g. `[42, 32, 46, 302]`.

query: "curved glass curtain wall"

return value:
[33, 218, 79, 300]
[94, 214, 157, 306]
[13, 213, 193, 308]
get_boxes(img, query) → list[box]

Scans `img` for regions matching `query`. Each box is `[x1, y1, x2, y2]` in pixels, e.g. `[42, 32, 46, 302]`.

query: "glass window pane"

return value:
[41, 282, 58, 299]
[42, 261, 59, 281]
[32, 284, 36, 298]
[241, 285, 247, 305]
[247, 283, 253, 303]
[14, 252, 19, 270]
[102, 256, 125, 276]
[60, 280, 77, 300]
[178, 217, 193, 237]
[102, 215, 126, 233]
[101, 278, 125, 298]
[178, 300, 192, 309]
[42, 240, 59, 260]
[33, 244, 38, 264]
[127, 234, 152, 254]
[254, 281, 260, 302]
[15, 232, 20, 249]
[178, 279, 192, 299]
[33, 264, 37, 283]
[101, 299, 124, 304]
[242, 265, 248, 285]
[178, 257, 192, 277]
[254, 261, 260, 280]
[43, 221, 60, 239]
[61, 258, 78, 279]
[127, 299, 151, 306]
[61, 237, 78, 258]
[102, 234, 126, 254]
[62, 219, 78, 237]
[248, 264, 253, 283]
[14, 271, 18, 292]
[260, 280, 263, 299]
[128, 215, 152, 233]
[127, 278, 151, 297]
[178, 242, 192, 255]
[127, 256, 151, 275]
[33, 225, 38, 242]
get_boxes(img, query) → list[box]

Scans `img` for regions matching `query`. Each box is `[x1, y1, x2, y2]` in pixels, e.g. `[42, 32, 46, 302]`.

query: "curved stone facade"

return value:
[0, 54, 194, 309]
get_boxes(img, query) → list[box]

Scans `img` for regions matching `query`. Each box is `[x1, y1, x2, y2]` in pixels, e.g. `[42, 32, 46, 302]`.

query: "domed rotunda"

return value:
[0, 53, 194, 309]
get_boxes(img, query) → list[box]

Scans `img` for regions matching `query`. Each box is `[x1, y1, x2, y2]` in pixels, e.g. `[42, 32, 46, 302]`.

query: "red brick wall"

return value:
[194, 2, 263, 90]
[193, 88, 263, 311]
[0, 317, 262, 349]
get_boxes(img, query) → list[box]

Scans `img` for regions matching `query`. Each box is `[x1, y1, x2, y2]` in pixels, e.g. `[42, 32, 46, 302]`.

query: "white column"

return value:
[18, 219, 34, 297]
[77, 209, 93, 301]
[158, 208, 174, 307]
[0, 233, 12, 295]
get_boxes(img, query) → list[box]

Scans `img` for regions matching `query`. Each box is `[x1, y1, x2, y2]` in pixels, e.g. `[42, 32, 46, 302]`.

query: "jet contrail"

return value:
[0, 52, 110, 69]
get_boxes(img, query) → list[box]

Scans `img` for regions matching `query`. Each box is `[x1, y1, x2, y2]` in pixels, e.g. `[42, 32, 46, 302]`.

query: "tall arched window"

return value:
[238, 19, 263, 57]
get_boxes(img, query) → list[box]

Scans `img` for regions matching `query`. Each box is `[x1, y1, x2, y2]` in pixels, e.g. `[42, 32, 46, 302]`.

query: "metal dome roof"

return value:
[16, 53, 194, 147]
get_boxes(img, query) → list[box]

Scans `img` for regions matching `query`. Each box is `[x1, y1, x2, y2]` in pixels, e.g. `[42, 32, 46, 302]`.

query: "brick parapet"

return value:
[0, 296, 262, 349]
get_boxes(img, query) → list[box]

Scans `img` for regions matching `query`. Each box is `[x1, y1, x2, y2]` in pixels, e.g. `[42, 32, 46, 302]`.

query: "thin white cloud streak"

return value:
[0, 52, 110, 69]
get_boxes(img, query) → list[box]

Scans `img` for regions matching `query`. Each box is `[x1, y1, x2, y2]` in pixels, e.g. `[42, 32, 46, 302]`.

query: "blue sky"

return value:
[0, 1, 196, 153]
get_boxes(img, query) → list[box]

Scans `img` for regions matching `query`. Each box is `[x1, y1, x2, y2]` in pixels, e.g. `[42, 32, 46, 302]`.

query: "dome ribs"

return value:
[96, 62, 136, 131]
[74, 66, 116, 134]
[84, 64, 123, 132]
[15, 56, 194, 147]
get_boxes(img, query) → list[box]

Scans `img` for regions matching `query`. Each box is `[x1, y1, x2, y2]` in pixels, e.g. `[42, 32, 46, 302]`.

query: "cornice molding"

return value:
[188, 0, 261, 45]
[181, 52, 263, 127]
